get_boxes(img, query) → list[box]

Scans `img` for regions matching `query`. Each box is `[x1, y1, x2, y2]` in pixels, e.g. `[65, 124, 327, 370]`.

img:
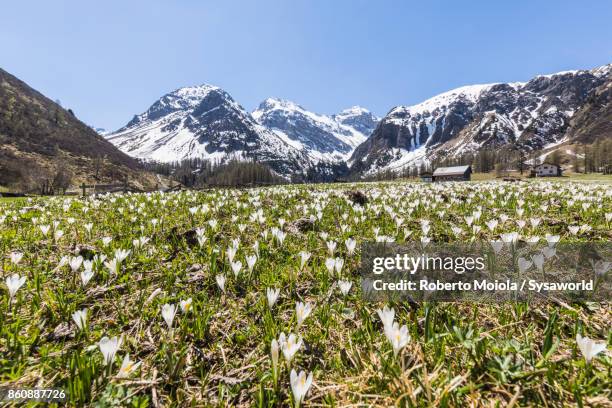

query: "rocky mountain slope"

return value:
[107, 86, 313, 176]
[108, 88, 378, 176]
[0, 68, 157, 190]
[252, 99, 377, 161]
[350, 64, 612, 174]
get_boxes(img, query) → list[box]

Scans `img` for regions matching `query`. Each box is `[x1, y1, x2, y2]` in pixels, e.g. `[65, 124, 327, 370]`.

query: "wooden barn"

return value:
[433, 165, 472, 182]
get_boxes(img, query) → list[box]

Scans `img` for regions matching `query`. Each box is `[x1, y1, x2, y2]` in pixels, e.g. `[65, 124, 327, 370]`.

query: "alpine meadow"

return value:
[1, 180, 610, 406]
[1, 1, 612, 407]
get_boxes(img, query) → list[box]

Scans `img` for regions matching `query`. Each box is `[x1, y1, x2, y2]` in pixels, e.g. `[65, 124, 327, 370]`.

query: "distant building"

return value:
[420, 172, 433, 183]
[433, 165, 472, 182]
[533, 163, 562, 177]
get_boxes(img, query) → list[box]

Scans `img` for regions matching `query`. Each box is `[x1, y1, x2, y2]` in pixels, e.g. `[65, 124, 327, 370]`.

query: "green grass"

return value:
[0, 197, 27, 204]
[471, 172, 612, 183]
[0, 180, 610, 407]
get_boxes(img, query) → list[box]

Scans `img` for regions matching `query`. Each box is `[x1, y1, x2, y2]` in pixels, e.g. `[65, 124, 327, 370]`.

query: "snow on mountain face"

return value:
[332, 106, 380, 137]
[252, 98, 378, 160]
[107, 85, 311, 176]
[107, 64, 609, 178]
[350, 64, 612, 175]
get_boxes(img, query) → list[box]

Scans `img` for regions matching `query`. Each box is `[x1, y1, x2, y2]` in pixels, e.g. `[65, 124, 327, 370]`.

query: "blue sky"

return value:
[1, 0, 611, 131]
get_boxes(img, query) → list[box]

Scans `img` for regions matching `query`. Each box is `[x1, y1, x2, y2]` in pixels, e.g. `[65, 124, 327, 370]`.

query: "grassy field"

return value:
[470, 172, 612, 184]
[0, 180, 610, 407]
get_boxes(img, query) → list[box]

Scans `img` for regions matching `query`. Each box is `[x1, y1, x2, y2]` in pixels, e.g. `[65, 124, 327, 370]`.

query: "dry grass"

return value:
[0, 180, 610, 407]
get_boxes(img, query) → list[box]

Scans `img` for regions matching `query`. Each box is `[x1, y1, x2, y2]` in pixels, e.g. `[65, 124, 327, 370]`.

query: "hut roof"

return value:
[433, 165, 471, 176]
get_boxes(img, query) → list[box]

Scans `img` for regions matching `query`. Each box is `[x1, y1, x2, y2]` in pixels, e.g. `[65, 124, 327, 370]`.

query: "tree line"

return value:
[141, 158, 285, 187]
[366, 138, 612, 180]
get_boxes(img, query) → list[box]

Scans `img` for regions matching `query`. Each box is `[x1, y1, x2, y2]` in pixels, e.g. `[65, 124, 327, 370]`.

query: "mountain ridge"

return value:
[107, 85, 313, 176]
[350, 63, 612, 174]
[0, 67, 158, 190]
[105, 63, 611, 178]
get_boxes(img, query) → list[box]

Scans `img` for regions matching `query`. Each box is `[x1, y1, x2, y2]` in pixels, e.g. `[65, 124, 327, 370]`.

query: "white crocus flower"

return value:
[325, 258, 336, 274]
[279, 332, 303, 364]
[69, 256, 84, 272]
[385, 322, 411, 356]
[83, 260, 93, 273]
[545, 234, 560, 247]
[299, 251, 311, 270]
[490, 241, 504, 254]
[80, 269, 95, 287]
[266, 288, 280, 309]
[5, 274, 26, 300]
[517, 257, 533, 273]
[180, 298, 193, 313]
[271, 339, 279, 374]
[117, 353, 142, 378]
[334, 258, 344, 275]
[72, 308, 88, 331]
[590, 260, 611, 276]
[230, 260, 242, 277]
[226, 246, 237, 263]
[464, 216, 474, 227]
[377, 306, 395, 331]
[290, 369, 313, 408]
[10, 251, 24, 265]
[208, 219, 218, 230]
[500, 232, 519, 245]
[133, 236, 150, 249]
[338, 280, 352, 296]
[295, 302, 313, 328]
[246, 255, 257, 273]
[326, 240, 337, 256]
[216, 274, 226, 293]
[39, 225, 51, 236]
[98, 336, 122, 365]
[275, 230, 287, 246]
[161, 303, 177, 329]
[541, 247, 556, 259]
[576, 333, 607, 363]
[345, 238, 357, 256]
[104, 258, 120, 275]
[485, 220, 498, 231]
[532, 254, 545, 272]
[114, 249, 131, 263]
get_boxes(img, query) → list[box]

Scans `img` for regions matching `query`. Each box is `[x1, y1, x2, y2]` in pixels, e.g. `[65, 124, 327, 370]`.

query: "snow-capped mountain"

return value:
[332, 106, 380, 136]
[107, 63, 610, 179]
[252, 98, 378, 160]
[350, 64, 612, 174]
[107, 85, 311, 176]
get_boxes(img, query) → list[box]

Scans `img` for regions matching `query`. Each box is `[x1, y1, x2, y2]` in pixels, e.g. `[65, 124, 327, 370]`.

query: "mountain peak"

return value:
[173, 83, 219, 96]
[252, 98, 378, 159]
[392, 83, 498, 117]
[338, 106, 371, 115]
[160, 84, 225, 108]
[254, 98, 306, 117]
